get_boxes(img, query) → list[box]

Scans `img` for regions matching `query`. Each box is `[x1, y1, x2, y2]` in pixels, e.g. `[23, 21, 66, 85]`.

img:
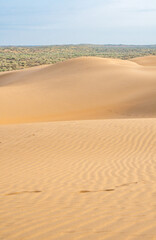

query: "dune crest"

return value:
[0, 56, 156, 124]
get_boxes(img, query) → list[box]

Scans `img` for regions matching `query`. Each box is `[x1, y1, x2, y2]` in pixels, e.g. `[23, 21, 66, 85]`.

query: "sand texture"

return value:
[0, 56, 156, 240]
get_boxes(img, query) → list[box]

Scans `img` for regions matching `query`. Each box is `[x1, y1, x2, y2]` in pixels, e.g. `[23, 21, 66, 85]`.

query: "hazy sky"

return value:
[0, 0, 156, 45]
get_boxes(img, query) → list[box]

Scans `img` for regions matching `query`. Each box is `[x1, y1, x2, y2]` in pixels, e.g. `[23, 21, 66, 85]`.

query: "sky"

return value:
[0, 0, 156, 45]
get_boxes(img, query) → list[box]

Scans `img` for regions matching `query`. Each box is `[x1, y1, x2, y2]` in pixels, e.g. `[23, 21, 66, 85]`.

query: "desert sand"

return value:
[0, 56, 156, 124]
[0, 56, 156, 240]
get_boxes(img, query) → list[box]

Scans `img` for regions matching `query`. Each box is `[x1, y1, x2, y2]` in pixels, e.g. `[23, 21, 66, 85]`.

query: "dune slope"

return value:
[0, 57, 156, 124]
[0, 119, 156, 240]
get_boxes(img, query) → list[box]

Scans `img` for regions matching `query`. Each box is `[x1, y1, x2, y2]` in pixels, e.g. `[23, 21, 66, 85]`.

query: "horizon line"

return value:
[0, 43, 156, 47]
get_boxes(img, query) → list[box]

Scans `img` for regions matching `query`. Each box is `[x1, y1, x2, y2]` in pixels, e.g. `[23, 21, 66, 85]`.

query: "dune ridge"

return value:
[0, 56, 156, 124]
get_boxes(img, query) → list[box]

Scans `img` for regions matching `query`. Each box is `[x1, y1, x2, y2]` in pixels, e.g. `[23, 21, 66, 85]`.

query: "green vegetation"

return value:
[0, 45, 156, 72]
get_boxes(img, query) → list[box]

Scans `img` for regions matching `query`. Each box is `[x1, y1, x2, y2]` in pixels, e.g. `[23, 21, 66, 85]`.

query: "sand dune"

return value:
[131, 55, 156, 66]
[0, 119, 156, 240]
[0, 57, 156, 124]
[0, 56, 156, 239]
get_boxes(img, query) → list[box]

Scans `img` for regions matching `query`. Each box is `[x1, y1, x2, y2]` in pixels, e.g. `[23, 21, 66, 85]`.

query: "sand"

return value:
[131, 55, 156, 66]
[0, 56, 156, 240]
[0, 56, 156, 124]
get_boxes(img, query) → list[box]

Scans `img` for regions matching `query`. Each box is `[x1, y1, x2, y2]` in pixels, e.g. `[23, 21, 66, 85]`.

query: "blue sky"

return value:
[0, 0, 156, 45]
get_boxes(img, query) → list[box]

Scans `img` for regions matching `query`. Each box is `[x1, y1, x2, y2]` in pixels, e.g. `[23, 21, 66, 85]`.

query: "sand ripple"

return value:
[0, 119, 156, 239]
